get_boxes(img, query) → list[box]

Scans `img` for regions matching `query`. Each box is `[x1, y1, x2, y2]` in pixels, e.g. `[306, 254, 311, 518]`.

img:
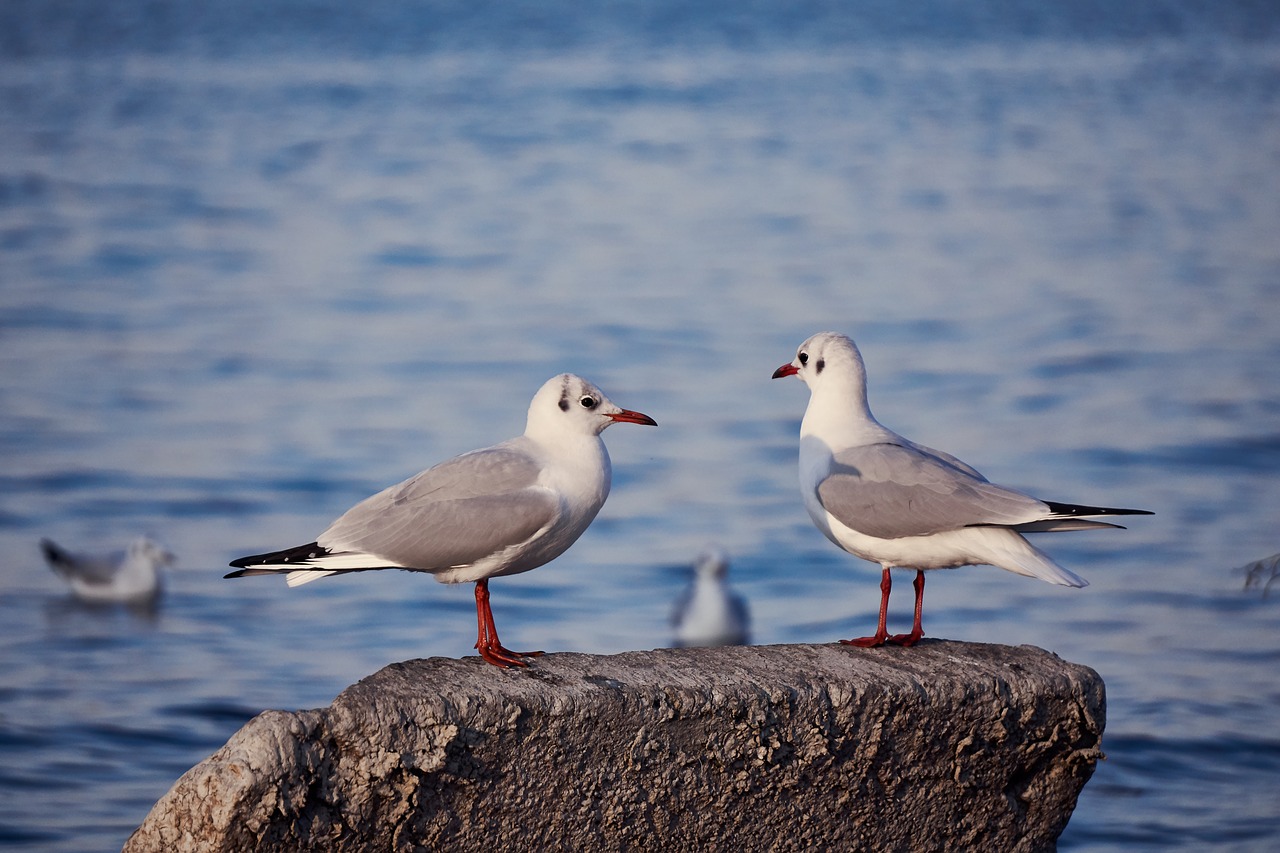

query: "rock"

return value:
[124, 641, 1104, 852]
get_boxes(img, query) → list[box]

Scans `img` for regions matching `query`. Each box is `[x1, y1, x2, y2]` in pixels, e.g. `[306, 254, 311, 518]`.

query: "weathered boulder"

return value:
[125, 641, 1104, 852]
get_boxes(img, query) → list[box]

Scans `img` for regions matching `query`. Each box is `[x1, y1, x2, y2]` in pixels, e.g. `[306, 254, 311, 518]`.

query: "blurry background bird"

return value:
[41, 537, 175, 605]
[671, 546, 751, 648]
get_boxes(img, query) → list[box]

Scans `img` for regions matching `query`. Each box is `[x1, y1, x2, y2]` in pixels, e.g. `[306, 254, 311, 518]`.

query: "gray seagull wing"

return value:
[815, 443, 1048, 539]
[41, 541, 123, 585]
[318, 442, 559, 570]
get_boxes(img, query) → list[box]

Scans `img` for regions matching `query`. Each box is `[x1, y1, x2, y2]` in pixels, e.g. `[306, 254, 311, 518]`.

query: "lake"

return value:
[1, 2, 1278, 849]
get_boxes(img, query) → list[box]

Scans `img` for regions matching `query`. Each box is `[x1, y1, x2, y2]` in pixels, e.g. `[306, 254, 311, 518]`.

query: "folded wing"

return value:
[318, 443, 560, 570]
[816, 443, 1052, 539]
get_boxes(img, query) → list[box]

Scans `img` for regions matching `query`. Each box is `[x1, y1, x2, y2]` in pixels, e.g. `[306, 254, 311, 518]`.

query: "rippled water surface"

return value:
[2, 3, 1279, 850]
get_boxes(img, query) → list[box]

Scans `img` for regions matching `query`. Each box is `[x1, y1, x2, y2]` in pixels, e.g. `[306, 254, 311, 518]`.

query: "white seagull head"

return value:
[526, 373, 657, 440]
[772, 331, 867, 392]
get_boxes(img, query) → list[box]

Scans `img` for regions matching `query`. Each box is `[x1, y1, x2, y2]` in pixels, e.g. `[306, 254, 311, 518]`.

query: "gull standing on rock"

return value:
[227, 374, 656, 668]
[672, 546, 751, 647]
[772, 331, 1151, 648]
[41, 536, 174, 604]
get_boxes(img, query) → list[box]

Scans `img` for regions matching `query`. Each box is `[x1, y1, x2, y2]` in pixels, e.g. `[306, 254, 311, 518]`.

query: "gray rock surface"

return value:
[125, 641, 1105, 852]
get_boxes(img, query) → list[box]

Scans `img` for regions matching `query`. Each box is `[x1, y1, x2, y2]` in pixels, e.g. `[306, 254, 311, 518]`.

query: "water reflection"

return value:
[42, 593, 164, 628]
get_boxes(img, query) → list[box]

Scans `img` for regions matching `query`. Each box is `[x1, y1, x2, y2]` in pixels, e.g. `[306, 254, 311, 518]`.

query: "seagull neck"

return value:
[523, 422, 604, 457]
[800, 380, 879, 443]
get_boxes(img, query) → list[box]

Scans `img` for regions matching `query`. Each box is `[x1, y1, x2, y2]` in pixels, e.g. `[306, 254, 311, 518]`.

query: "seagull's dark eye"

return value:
[798, 352, 809, 365]
[579, 395, 597, 409]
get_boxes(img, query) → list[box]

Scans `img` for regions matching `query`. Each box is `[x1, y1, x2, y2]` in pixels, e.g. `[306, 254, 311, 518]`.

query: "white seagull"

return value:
[41, 536, 173, 604]
[772, 331, 1151, 648]
[672, 546, 751, 648]
[226, 374, 656, 668]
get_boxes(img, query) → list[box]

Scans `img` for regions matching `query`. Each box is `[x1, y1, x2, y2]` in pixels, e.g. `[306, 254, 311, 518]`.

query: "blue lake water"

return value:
[2, 2, 1279, 849]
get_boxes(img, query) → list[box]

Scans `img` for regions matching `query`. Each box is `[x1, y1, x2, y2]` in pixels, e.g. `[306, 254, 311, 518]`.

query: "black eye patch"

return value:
[815, 358, 825, 374]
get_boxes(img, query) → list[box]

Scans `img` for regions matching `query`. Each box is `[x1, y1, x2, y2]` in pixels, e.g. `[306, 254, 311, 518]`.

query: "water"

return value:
[2, 2, 1279, 849]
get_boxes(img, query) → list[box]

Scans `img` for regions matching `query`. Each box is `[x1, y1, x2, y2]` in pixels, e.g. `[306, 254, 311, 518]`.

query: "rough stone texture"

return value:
[125, 641, 1104, 853]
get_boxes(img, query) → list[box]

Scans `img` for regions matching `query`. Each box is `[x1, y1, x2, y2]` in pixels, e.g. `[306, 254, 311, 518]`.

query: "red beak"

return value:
[608, 409, 658, 426]
[772, 363, 799, 379]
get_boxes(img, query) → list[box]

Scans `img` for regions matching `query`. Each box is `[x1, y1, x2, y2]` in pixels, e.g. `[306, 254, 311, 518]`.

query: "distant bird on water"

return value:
[226, 374, 656, 668]
[773, 331, 1152, 648]
[41, 536, 173, 604]
[672, 546, 751, 648]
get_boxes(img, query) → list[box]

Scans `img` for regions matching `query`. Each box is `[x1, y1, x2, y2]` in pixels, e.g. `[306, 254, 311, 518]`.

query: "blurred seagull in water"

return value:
[226, 374, 656, 668]
[773, 331, 1151, 648]
[672, 546, 751, 647]
[41, 536, 173, 604]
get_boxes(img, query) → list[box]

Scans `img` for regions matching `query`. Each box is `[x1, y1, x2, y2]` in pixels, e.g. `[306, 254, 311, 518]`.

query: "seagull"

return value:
[772, 331, 1151, 648]
[672, 546, 751, 647]
[41, 536, 173, 604]
[226, 374, 656, 668]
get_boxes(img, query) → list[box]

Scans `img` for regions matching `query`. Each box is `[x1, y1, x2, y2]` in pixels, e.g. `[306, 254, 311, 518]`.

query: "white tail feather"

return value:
[982, 531, 1089, 588]
[1021, 557, 1088, 588]
[286, 570, 339, 587]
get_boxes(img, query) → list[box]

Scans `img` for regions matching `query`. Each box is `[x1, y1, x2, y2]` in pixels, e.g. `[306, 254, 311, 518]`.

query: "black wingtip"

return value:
[1045, 501, 1154, 518]
[228, 541, 327, 571]
[39, 538, 61, 562]
[224, 568, 247, 579]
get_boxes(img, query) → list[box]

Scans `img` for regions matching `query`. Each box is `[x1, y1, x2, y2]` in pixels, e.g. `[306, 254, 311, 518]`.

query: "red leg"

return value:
[473, 579, 543, 668]
[841, 567, 893, 648]
[889, 570, 925, 646]
[480, 584, 544, 661]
